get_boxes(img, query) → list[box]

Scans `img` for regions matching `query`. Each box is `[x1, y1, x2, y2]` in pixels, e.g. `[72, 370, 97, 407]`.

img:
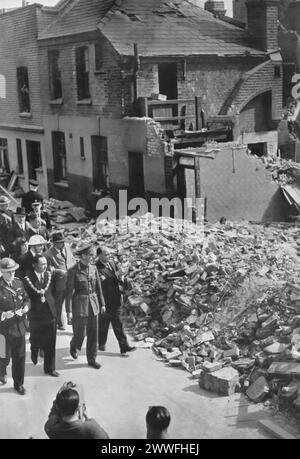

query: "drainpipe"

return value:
[133, 43, 140, 103]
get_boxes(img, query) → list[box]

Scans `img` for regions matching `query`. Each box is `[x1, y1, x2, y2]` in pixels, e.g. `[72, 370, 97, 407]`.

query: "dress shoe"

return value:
[88, 361, 101, 369]
[98, 345, 106, 351]
[45, 370, 60, 377]
[70, 346, 78, 360]
[31, 350, 38, 365]
[121, 346, 136, 355]
[14, 385, 26, 395]
[0, 375, 7, 385]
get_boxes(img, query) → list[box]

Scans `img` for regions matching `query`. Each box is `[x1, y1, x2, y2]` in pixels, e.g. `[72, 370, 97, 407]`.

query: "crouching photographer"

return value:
[44, 381, 109, 439]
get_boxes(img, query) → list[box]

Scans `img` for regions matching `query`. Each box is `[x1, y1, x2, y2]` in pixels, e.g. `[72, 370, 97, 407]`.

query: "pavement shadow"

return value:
[226, 393, 271, 432]
[99, 352, 129, 359]
[182, 383, 220, 399]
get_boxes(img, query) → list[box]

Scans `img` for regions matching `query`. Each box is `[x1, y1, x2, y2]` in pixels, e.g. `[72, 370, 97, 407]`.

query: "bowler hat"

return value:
[76, 242, 94, 255]
[14, 207, 26, 216]
[0, 258, 19, 272]
[0, 195, 10, 206]
[52, 232, 65, 244]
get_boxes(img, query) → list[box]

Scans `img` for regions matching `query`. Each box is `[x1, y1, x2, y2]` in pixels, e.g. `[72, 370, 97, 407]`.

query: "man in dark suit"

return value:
[65, 243, 105, 369]
[0, 195, 13, 256]
[23, 255, 59, 377]
[7, 207, 29, 255]
[21, 179, 44, 215]
[96, 246, 135, 355]
[0, 258, 30, 395]
[45, 232, 76, 330]
[17, 234, 47, 280]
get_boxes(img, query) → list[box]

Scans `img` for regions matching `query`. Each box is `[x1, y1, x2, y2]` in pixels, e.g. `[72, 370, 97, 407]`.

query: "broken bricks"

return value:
[246, 376, 269, 403]
[199, 366, 240, 396]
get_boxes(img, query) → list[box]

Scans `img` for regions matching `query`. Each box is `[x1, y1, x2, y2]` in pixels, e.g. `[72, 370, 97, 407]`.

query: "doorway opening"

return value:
[26, 140, 42, 181]
[128, 151, 144, 200]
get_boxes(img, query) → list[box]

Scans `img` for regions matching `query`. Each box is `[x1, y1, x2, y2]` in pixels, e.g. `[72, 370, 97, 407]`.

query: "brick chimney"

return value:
[246, 0, 280, 52]
[205, 1, 227, 17]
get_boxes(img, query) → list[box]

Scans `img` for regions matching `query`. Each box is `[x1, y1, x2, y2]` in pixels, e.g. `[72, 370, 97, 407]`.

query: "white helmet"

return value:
[28, 235, 47, 246]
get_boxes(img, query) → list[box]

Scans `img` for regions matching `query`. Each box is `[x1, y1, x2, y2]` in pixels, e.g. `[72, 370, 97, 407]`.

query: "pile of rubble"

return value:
[65, 214, 300, 416]
[45, 198, 88, 224]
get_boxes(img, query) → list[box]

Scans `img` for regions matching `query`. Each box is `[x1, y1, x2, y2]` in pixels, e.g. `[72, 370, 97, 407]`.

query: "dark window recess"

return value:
[26, 140, 42, 181]
[128, 151, 144, 199]
[92, 135, 109, 191]
[274, 66, 281, 78]
[17, 67, 30, 113]
[76, 46, 90, 100]
[95, 42, 103, 71]
[52, 131, 67, 182]
[16, 139, 24, 174]
[0, 138, 9, 174]
[80, 137, 85, 158]
[49, 50, 62, 100]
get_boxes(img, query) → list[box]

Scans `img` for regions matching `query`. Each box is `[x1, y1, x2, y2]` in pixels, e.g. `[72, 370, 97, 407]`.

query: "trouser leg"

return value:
[43, 320, 57, 373]
[111, 310, 129, 352]
[11, 335, 25, 387]
[55, 291, 65, 327]
[71, 316, 87, 351]
[98, 313, 111, 348]
[0, 336, 11, 378]
[86, 312, 98, 363]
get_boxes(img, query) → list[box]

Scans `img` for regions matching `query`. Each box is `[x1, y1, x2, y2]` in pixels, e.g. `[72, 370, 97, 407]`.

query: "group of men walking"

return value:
[0, 186, 135, 396]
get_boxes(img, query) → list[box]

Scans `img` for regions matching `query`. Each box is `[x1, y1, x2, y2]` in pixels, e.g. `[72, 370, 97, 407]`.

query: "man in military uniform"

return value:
[66, 243, 105, 369]
[0, 258, 30, 395]
[96, 246, 135, 355]
[0, 195, 13, 256]
[7, 207, 29, 256]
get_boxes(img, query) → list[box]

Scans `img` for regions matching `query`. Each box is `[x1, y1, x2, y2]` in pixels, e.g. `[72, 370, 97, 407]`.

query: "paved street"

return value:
[0, 326, 275, 439]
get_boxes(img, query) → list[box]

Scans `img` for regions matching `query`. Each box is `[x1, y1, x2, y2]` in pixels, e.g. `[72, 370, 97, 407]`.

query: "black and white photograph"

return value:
[0, 0, 300, 442]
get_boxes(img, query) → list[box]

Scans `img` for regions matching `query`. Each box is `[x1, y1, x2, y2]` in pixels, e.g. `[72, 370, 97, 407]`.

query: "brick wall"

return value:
[247, 0, 280, 51]
[230, 60, 283, 121]
[39, 33, 125, 120]
[0, 5, 44, 127]
[136, 57, 260, 120]
[239, 91, 272, 133]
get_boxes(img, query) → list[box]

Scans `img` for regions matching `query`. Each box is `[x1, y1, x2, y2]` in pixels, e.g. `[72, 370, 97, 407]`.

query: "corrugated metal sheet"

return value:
[282, 184, 300, 209]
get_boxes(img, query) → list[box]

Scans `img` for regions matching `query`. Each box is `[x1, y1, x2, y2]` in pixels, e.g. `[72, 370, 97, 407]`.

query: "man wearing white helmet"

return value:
[17, 235, 47, 280]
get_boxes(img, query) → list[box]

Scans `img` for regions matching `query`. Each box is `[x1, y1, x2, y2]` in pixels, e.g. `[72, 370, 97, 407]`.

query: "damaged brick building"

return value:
[0, 0, 290, 221]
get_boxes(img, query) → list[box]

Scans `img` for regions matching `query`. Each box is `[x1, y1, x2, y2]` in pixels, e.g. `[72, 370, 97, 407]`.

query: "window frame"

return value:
[16, 66, 31, 113]
[48, 49, 63, 101]
[16, 139, 24, 175]
[0, 138, 10, 174]
[75, 46, 91, 101]
[52, 131, 68, 183]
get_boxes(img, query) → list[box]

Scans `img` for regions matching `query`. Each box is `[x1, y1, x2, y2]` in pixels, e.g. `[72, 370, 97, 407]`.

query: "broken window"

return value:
[0, 138, 9, 174]
[0, 75, 6, 98]
[76, 46, 90, 100]
[49, 50, 62, 100]
[17, 67, 30, 113]
[16, 139, 24, 175]
[52, 131, 67, 182]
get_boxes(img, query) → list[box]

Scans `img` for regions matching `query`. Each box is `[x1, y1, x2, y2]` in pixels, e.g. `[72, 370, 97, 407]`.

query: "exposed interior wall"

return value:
[137, 57, 259, 120]
[239, 91, 272, 133]
[183, 145, 288, 222]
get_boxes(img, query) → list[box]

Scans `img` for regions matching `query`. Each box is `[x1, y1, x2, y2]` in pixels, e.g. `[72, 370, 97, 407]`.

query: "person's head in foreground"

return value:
[56, 387, 81, 421]
[146, 406, 171, 439]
